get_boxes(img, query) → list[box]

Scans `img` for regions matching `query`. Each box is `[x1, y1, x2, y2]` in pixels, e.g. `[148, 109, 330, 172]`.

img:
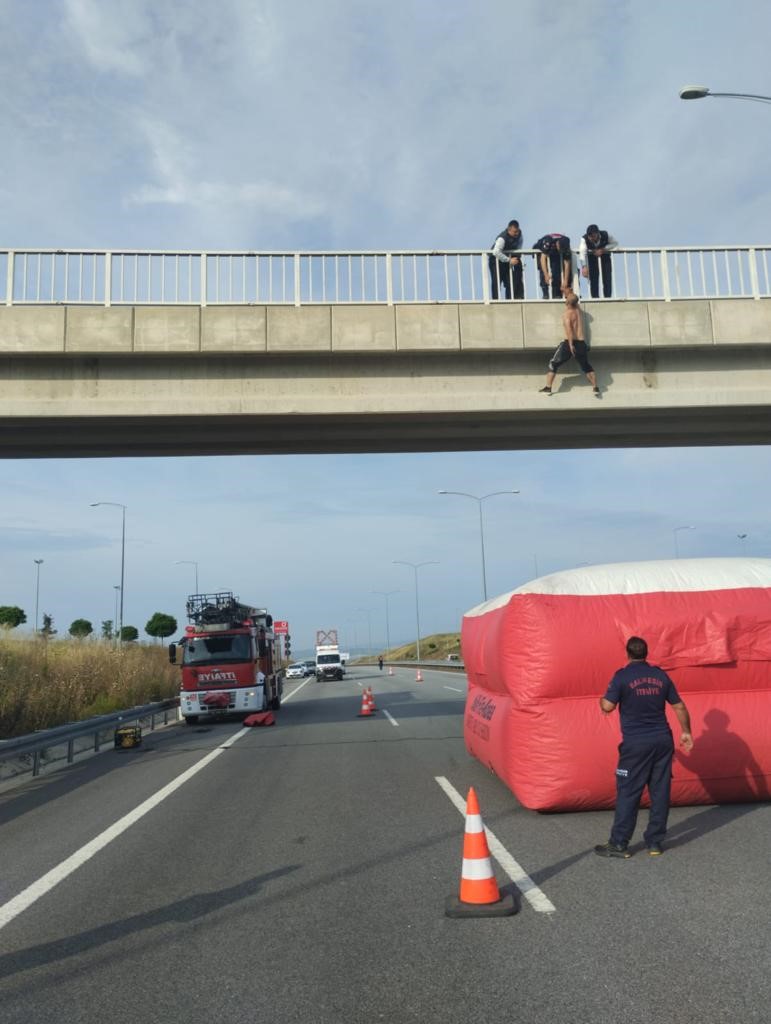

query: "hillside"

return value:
[379, 632, 461, 662]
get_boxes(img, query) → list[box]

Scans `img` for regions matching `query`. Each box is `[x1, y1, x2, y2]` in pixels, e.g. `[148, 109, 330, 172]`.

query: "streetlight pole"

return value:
[113, 585, 120, 643]
[673, 525, 695, 559]
[356, 607, 373, 660]
[175, 560, 199, 593]
[393, 560, 438, 661]
[33, 559, 43, 634]
[91, 502, 126, 644]
[679, 86, 771, 105]
[438, 489, 519, 601]
[372, 589, 399, 655]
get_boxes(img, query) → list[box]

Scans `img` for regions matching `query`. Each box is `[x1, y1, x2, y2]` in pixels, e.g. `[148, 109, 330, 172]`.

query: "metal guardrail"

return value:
[1, 247, 769, 306]
[0, 698, 180, 780]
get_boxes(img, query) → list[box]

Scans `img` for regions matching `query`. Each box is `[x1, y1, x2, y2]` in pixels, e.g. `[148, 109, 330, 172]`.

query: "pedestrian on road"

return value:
[488, 220, 524, 300]
[378, 656, 384, 671]
[595, 635, 693, 858]
[539, 291, 600, 396]
[579, 224, 618, 298]
[532, 233, 572, 299]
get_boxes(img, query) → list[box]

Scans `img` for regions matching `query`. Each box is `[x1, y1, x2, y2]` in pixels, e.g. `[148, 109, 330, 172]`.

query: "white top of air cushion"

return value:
[465, 558, 771, 617]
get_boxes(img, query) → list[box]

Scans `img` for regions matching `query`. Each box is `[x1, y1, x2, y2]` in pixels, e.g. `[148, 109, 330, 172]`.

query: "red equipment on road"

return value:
[461, 559, 771, 811]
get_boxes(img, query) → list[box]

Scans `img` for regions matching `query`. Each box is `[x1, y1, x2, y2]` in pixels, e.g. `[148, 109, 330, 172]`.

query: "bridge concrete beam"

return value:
[0, 298, 770, 456]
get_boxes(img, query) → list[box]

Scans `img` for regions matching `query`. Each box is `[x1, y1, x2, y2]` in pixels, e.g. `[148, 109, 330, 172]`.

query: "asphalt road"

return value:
[0, 665, 769, 1023]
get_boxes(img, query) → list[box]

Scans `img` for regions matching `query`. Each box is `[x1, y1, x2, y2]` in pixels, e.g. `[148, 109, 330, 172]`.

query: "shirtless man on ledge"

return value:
[539, 291, 600, 397]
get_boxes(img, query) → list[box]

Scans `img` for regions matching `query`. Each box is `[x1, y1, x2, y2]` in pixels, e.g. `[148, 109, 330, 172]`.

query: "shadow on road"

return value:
[0, 864, 300, 980]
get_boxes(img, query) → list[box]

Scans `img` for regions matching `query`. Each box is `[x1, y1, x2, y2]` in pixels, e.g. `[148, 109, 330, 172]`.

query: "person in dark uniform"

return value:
[378, 656, 384, 671]
[532, 233, 572, 299]
[579, 224, 618, 298]
[488, 220, 524, 300]
[595, 635, 693, 858]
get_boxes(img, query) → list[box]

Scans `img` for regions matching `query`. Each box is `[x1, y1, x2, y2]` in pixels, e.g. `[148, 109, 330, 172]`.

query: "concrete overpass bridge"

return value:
[1, 245, 770, 457]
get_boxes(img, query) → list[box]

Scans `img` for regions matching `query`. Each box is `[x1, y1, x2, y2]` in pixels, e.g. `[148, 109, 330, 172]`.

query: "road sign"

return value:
[273, 620, 289, 634]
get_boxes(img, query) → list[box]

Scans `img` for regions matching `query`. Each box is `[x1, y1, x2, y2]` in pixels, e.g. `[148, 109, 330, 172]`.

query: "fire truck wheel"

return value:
[270, 695, 281, 711]
[183, 715, 199, 726]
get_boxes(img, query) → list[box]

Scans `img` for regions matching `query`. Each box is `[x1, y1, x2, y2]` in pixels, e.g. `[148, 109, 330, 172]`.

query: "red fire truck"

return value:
[169, 592, 283, 725]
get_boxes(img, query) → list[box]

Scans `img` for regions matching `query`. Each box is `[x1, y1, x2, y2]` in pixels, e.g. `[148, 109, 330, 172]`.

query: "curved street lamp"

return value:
[679, 85, 771, 105]
[438, 489, 520, 601]
[91, 502, 126, 644]
[33, 559, 43, 634]
[372, 589, 399, 655]
[393, 560, 438, 661]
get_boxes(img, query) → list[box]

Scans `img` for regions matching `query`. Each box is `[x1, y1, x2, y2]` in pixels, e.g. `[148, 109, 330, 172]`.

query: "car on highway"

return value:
[303, 660, 316, 675]
[286, 662, 308, 679]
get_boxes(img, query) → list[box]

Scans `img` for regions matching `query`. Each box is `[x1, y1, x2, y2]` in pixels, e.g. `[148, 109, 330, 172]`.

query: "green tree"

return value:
[41, 613, 56, 637]
[145, 612, 178, 643]
[120, 625, 139, 642]
[69, 618, 93, 639]
[101, 619, 114, 640]
[0, 606, 27, 629]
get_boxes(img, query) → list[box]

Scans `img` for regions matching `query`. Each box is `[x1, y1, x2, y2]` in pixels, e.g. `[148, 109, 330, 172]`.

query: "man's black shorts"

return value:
[549, 340, 593, 374]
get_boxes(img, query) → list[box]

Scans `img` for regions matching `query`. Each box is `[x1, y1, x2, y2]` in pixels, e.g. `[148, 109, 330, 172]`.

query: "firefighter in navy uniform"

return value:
[595, 635, 693, 858]
[579, 224, 618, 298]
[488, 220, 524, 300]
[532, 233, 572, 299]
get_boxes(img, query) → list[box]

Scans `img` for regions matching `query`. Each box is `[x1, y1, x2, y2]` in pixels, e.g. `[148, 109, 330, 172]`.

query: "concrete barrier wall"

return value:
[1, 298, 770, 355]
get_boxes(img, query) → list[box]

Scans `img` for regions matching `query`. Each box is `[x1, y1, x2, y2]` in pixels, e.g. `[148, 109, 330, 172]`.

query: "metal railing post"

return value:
[386, 253, 393, 306]
[104, 252, 112, 307]
[749, 248, 761, 299]
[200, 253, 208, 307]
[481, 252, 490, 305]
[294, 253, 301, 306]
[660, 248, 671, 301]
[5, 251, 14, 306]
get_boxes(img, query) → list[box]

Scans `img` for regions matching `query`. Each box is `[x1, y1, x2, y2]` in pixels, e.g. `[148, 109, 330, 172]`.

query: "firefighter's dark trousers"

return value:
[609, 733, 674, 848]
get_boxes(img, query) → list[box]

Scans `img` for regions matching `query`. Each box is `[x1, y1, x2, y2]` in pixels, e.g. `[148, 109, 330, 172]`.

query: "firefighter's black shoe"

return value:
[539, 386, 552, 395]
[647, 843, 663, 856]
[594, 842, 632, 859]
[593, 386, 601, 397]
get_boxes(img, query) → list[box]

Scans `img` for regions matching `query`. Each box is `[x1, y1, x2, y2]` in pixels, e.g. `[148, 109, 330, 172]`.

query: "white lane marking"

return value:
[0, 725, 254, 932]
[382, 709, 399, 727]
[282, 676, 314, 701]
[434, 775, 556, 914]
[444, 686, 464, 693]
[0, 679, 311, 932]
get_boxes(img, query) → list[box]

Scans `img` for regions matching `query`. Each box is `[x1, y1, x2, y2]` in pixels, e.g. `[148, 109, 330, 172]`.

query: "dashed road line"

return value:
[382, 709, 399, 727]
[434, 775, 556, 914]
[444, 686, 464, 693]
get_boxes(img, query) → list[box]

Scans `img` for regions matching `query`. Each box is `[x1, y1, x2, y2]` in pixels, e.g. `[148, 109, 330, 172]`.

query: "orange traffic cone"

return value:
[445, 787, 516, 918]
[357, 690, 374, 717]
[366, 686, 378, 711]
[387, 665, 394, 677]
[415, 668, 423, 683]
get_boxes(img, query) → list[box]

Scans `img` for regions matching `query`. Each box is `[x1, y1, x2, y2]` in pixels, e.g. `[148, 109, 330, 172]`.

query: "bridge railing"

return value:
[1, 246, 769, 306]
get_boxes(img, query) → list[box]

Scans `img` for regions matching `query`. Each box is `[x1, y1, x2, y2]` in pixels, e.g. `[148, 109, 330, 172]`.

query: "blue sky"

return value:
[1, 1, 770, 653]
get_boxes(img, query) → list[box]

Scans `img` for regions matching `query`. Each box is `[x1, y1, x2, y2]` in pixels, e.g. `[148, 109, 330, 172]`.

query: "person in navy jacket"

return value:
[595, 635, 693, 858]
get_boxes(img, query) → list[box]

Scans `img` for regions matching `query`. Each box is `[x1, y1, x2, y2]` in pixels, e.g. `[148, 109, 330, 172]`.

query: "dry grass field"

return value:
[0, 636, 179, 739]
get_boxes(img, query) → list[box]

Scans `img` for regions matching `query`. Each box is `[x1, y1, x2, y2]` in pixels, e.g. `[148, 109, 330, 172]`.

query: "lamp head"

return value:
[679, 85, 710, 100]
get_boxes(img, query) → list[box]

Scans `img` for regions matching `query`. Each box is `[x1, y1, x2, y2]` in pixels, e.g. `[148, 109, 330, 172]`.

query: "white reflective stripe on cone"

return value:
[461, 857, 495, 881]
[464, 814, 484, 833]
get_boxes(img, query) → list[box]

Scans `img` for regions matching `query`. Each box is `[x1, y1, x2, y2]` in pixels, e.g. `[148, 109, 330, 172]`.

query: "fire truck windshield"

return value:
[183, 634, 252, 665]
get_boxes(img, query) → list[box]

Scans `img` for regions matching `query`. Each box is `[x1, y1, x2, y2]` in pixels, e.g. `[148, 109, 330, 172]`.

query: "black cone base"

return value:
[445, 891, 517, 918]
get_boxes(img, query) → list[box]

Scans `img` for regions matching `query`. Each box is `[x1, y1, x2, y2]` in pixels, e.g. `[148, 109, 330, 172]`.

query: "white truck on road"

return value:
[315, 629, 344, 681]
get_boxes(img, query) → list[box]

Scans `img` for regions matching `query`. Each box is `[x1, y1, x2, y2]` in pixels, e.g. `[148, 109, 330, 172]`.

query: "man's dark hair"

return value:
[508, 220, 520, 229]
[626, 636, 648, 660]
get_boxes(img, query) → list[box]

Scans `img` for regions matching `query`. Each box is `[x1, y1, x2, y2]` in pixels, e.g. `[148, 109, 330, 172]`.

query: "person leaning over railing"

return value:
[532, 233, 573, 299]
[488, 219, 524, 300]
[579, 224, 618, 298]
